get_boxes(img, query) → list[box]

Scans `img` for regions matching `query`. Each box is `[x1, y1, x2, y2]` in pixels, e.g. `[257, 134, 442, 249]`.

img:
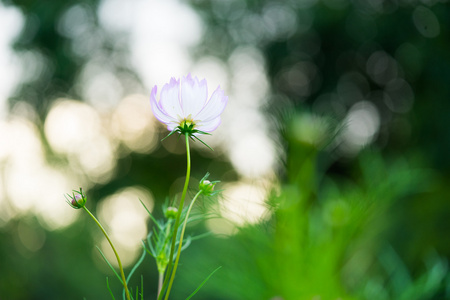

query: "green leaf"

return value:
[122, 247, 146, 300]
[140, 199, 162, 231]
[106, 277, 116, 300]
[189, 231, 213, 242]
[141, 276, 144, 300]
[96, 246, 123, 285]
[126, 246, 146, 285]
[185, 266, 222, 300]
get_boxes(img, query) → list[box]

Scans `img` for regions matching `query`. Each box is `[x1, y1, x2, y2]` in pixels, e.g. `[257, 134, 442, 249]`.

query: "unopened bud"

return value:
[65, 188, 87, 209]
[165, 206, 178, 219]
[199, 173, 219, 196]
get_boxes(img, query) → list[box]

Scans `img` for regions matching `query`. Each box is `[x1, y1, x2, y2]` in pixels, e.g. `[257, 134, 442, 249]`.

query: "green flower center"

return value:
[177, 118, 196, 135]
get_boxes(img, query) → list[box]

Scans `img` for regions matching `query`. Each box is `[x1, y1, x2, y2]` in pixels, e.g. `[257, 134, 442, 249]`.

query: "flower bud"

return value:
[165, 206, 178, 219]
[65, 188, 87, 209]
[199, 173, 219, 196]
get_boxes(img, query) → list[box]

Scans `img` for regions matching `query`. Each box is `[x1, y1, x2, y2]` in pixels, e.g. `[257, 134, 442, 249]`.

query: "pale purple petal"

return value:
[167, 122, 178, 131]
[194, 86, 228, 122]
[150, 86, 176, 124]
[181, 74, 208, 118]
[196, 117, 221, 132]
[160, 77, 184, 119]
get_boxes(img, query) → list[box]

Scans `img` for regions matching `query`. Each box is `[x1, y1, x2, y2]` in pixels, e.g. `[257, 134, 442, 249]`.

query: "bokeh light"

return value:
[339, 101, 380, 155]
[110, 94, 158, 154]
[0, 3, 22, 118]
[45, 99, 117, 183]
[218, 181, 270, 227]
[0, 115, 79, 229]
[97, 186, 154, 267]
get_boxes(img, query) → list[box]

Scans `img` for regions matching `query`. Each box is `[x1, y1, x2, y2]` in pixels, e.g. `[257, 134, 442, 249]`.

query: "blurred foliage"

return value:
[0, 0, 450, 299]
[175, 133, 450, 299]
[184, 0, 450, 297]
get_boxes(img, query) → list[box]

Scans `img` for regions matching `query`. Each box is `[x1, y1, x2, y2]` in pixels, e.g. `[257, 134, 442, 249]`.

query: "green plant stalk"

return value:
[158, 132, 191, 300]
[83, 206, 131, 300]
[158, 271, 164, 297]
[157, 220, 172, 297]
[157, 221, 172, 297]
[164, 190, 202, 300]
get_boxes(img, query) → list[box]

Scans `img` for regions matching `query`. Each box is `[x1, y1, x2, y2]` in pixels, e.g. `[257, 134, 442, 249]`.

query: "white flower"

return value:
[150, 74, 228, 135]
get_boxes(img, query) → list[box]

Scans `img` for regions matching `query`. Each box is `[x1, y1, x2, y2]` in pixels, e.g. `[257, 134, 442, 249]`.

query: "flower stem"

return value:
[158, 132, 191, 300]
[83, 206, 131, 300]
[158, 271, 164, 297]
[164, 190, 202, 300]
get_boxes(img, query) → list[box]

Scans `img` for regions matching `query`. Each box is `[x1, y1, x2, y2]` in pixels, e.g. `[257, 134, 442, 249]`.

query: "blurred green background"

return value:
[0, 0, 449, 299]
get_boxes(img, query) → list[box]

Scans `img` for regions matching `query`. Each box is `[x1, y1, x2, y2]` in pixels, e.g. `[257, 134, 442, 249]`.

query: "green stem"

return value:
[83, 206, 131, 300]
[157, 271, 164, 297]
[156, 219, 173, 298]
[164, 190, 202, 300]
[158, 132, 191, 300]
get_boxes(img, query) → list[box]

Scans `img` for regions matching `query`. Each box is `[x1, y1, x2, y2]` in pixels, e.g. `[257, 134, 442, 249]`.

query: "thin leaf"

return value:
[141, 275, 144, 300]
[96, 246, 123, 284]
[142, 240, 154, 257]
[185, 266, 222, 300]
[122, 247, 146, 300]
[147, 238, 157, 257]
[180, 237, 191, 252]
[185, 215, 205, 223]
[126, 246, 146, 284]
[189, 231, 213, 241]
[140, 199, 163, 231]
[107, 277, 116, 300]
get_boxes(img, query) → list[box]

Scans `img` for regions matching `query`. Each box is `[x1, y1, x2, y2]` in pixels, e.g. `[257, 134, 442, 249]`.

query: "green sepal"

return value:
[192, 135, 214, 151]
[199, 173, 220, 195]
[160, 123, 215, 151]
[65, 188, 87, 209]
[161, 127, 179, 142]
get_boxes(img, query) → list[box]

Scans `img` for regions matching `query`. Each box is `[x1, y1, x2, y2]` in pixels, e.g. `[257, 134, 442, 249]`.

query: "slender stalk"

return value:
[83, 206, 131, 300]
[164, 190, 202, 300]
[158, 132, 191, 300]
[156, 220, 173, 298]
[157, 271, 164, 297]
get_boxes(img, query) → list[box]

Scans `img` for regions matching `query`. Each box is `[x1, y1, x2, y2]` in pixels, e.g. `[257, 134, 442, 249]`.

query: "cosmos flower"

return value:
[150, 74, 228, 137]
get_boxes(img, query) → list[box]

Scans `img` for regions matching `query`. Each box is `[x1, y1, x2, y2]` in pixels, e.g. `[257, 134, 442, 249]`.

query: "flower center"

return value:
[176, 117, 197, 135]
[181, 119, 195, 128]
